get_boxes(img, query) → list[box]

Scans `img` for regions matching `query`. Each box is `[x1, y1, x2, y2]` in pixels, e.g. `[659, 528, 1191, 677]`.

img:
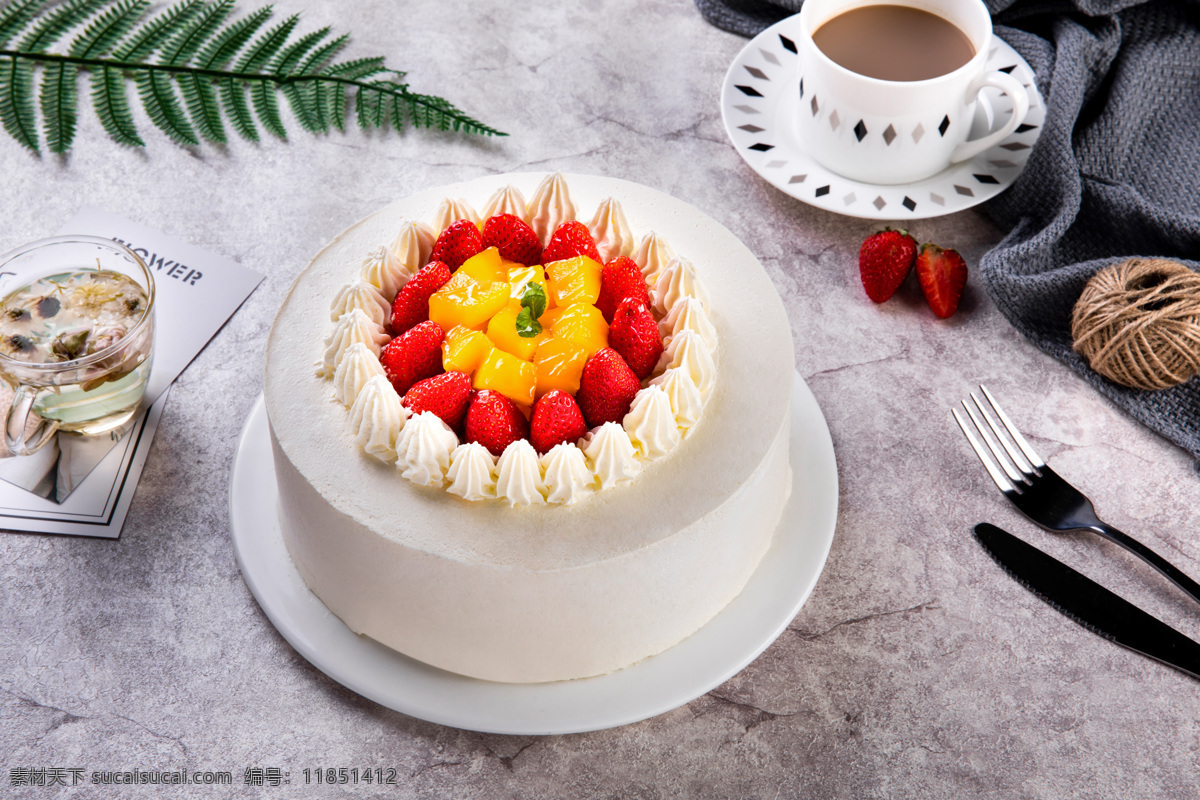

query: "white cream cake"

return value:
[264, 172, 795, 683]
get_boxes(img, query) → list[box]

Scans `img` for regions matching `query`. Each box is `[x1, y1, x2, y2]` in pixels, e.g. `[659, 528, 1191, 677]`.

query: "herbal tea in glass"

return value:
[0, 237, 155, 455]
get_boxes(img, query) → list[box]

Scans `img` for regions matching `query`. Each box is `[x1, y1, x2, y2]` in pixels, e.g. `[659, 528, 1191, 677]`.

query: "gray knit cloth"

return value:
[696, 0, 1200, 468]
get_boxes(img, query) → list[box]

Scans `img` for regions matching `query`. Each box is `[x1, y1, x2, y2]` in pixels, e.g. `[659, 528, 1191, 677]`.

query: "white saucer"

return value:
[228, 373, 838, 735]
[720, 16, 1046, 220]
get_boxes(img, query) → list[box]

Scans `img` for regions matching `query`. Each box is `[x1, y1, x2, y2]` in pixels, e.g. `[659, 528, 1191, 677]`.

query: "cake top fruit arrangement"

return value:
[318, 173, 719, 506]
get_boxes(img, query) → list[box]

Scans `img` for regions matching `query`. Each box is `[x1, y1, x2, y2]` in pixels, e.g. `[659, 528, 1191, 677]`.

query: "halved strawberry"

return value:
[482, 214, 542, 266]
[464, 389, 529, 457]
[542, 220, 601, 264]
[403, 371, 472, 430]
[915, 243, 968, 319]
[430, 219, 484, 271]
[390, 260, 452, 335]
[378, 319, 444, 395]
[859, 227, 917, 303]
[608, 298, 663, 379]
[529, 390, 588, 454]
[596, 256, 651, 323]
[576, 347, 641, 428]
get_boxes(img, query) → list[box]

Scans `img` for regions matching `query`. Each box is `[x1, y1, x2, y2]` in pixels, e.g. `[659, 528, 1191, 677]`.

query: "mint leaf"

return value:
[520, 281, 547, 320]
[514, 281, 547, 338]
[515, 307, 543, 338]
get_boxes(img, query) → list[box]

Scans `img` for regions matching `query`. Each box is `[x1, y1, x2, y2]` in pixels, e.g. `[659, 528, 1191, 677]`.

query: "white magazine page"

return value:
[58, 206, 264, 404]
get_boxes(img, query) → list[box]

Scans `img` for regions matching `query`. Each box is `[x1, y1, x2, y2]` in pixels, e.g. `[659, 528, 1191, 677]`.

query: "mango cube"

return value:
[457, 246, 508, 286]
[442, 325, 493, 375]
[428, 271, 511, 332]
[473, 348, 537, 408]
[486, 302, 551, 361]
[533, 337, 589, 398]
[550, 302, 608, 358]
[507, 265, 550, 303]
[539, 305, 566, 331]
[544, 255, 602, 307]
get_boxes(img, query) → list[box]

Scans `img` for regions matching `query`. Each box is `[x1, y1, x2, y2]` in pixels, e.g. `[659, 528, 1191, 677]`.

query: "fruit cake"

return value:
[264, 172, 794, 683]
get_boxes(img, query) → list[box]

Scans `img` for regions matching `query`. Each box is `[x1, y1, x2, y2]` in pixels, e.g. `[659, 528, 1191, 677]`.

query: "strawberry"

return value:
[378, 319, 444, 395]
[596, 256, 651, 323]
[482, 214, 542, 266]
[858, 227, 917, 303]
[529, 390, 588, 454]
[576, 347, 642, 428]
[390, 260, 452, 335]
[402, 371, 472, 430]
[430, 219, 484, 271]
[464, 389, 530, 457]
[542, 220, 601, 264]
[915, 243, 968, 319]
[607, 299, 663, 379]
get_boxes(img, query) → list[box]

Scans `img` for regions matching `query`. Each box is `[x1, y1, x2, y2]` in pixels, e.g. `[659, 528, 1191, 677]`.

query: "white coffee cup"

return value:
[795, 0, 1029, 184]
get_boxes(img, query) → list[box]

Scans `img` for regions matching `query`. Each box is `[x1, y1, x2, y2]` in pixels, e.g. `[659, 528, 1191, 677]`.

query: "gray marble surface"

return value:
[2, 1, 1199, 797]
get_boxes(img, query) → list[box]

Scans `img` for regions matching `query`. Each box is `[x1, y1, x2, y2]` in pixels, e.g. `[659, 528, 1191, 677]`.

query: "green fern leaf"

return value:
[271, 26, 327, 76]
[0, 0, 48, 50]
[354, 85, 369, 129]
[68, 0, 150, 58]
[273, 26, 330, 132]
[366, 86, 389, 129]
[163, 0, 234, 66]
[321, 56, 384, 82]
[20, 0, 108, 52]
[61, 0, 140, 151]
[235, 13, 297, 72]
[199, 5, 273, 143]
[298, 32, 346, 75]
[411, 92, 441, 131]
[91, 64, 143, 147]
[370, 80, 509, 136]
[217, 76, 256, 141]
[40, 61, 79, 153]
[305, 78, 327, 130]
[415, 92, 501, 136]
[0, 56, 38, 152]
[178, 70, 225, 143]
[355, 85, 381, 130]
[249, 78, 285, 138]
[281, 79, 322, 133]
[326, 81, 346, 131]
[161, 1, 238, 142]
[319, 84, 341, 131]
[135, 68, 199, 146]
[386, 92, 407, 133]
[308, 75, 344, 132]
[239, 15, 292, 139]
[196, 5, 272, 69]
[112, 0, 207, 61]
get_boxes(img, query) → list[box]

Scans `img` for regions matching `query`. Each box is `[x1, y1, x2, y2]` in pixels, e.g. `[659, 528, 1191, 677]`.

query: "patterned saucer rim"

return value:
[720, 17, 1046, 220]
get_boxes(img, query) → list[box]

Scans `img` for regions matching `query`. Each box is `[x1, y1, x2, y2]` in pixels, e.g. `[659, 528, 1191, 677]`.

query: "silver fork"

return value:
[953, 385, 1200, 607]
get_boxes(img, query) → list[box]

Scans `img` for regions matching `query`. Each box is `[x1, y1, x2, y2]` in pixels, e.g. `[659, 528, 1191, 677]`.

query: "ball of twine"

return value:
[1071, 258, 1200, 390]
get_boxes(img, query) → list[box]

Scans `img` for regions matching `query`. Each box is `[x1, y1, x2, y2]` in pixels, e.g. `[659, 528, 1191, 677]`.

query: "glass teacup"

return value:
[0, 236, 156, 456]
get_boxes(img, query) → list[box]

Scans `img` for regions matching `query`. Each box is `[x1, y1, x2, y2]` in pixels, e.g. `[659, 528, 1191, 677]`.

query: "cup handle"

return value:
[6, 384, 58, 456]
[949, 71, 1030, 165]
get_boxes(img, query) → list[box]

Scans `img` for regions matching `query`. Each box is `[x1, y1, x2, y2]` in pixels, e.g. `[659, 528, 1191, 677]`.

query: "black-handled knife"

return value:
[974, 522, 1200, 681]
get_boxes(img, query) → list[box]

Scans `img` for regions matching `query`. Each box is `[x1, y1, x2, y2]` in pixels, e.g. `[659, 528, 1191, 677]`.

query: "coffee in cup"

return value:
[795, 0, 1029, 185]
[812, 5, 975, 82]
